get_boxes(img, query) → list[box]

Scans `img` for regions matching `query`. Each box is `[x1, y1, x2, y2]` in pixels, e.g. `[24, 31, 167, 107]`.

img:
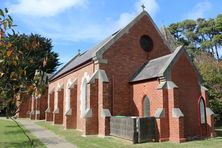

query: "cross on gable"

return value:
[141, 4, 145, 11]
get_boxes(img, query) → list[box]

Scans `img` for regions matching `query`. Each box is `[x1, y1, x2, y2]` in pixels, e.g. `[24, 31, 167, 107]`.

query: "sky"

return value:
[1, 0, 222, 69]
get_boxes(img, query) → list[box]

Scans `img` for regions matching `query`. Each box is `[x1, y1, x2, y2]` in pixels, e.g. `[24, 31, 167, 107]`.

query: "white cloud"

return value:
[116, 13, 135, 29]
[9, 0, 88, 17]
[116, 0, 159, 28]
[19, 16, 113, 42]
[6, 0, 159, 44]
[186, 1, 212, 19]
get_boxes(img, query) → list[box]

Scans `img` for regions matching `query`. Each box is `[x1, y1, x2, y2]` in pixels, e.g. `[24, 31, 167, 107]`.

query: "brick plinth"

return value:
[53, 89, 64, 124]
[46, 112, 53, 121]
[84, 80, 99, 135]
[46, 92, 54, 121]
[35, 114, 40, 120]
[98, 82, 111, 136]
[169, 118, 186, 143]
[30, 111, 35, 120]
[65, 85, 78, 129]
[35, 99, 40, 120]
[39, 89, 48, 120]
[16, 95, 31, 118]
[207, 115, 216, 137]
[53, 113, 63, 124]
[168, 88, 185, 143]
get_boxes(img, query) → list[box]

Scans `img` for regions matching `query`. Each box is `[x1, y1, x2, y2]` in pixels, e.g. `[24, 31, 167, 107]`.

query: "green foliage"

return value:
[194, 50, 222, 117]
[0, 8, 60, 115]
[168, 14, 222, 60]
[8, 34, 60, 80]
[37, 121, 222, 148]
[0, 119, 45, 148]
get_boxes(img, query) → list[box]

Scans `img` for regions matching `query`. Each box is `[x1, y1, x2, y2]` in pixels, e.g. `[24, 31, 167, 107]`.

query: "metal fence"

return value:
[110, 116, 156, 143]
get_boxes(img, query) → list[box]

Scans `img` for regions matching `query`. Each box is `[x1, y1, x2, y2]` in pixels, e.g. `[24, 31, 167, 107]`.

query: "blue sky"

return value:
[1, 0, 222, 68]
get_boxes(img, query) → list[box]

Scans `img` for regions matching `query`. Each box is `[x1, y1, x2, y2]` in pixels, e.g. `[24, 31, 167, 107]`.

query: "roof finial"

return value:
[78, 49, 81, 55]
[141, 4, 145, 11]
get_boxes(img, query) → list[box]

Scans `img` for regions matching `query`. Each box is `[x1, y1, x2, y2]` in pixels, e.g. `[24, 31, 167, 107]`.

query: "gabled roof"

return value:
[50, 10, 172, 82]
[130, 54, 172, 82]
[130, 46, 184, 82]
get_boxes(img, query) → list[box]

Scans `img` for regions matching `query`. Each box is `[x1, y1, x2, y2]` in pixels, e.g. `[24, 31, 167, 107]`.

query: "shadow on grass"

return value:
[5, 125, 18, 128]
[0, 139, 43, 148]
[215, 129, 222, 137]
[4, 127, 44, 135]
[4, 129, 24, 135]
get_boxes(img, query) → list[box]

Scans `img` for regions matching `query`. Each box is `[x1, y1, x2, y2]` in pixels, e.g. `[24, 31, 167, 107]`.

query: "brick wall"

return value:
[17, 95, 31, 118]
[46, 92, 54, 121]
[171, 53, 201, 138]
[65, 85, 78, 129]
[132, 80, 170, 141]
[49, 63, 96, 131]
[39, 89, 48, 120]
[86, 80, 99, 134]
[53, 89, 64, 124]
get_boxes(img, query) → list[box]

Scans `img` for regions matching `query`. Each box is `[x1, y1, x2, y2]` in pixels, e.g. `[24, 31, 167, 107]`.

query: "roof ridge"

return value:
[149, 53, 172, 63]
[157, 45, 183, 77]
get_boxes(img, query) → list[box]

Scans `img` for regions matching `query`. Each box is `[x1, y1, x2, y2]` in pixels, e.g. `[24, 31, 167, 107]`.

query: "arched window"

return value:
[199, 97, 206, 124]
[143, 96, 150, 117]
[80, 78, 88, 116]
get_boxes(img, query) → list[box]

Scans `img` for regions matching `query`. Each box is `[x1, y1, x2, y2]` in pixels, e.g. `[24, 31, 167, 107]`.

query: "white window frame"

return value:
[54, 83, 63, 111]
[54, 88, 58, 110]
[65, 79, 76, 113]
[80, 72, 90, 117]
[65, 86, 71, 113]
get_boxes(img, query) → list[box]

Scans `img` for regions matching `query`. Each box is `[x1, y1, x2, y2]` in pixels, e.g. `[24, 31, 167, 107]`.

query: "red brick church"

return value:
[18, 10, 215, 143]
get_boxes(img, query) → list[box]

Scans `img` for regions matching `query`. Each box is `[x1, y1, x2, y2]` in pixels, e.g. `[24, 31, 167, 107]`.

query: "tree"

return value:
[8, 33, 60, 83]
[194, 52, 222, 118]
[168, 14, 222, 60]
[0, 8, 60, 116]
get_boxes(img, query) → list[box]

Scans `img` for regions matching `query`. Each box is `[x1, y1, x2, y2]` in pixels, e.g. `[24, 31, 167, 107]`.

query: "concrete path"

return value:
[16, 119, 76, 148]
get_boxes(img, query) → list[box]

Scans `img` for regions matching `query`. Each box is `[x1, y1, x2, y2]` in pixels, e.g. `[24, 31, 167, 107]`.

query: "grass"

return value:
[36, 121, 222, 148]
[0, 119, 45, 148]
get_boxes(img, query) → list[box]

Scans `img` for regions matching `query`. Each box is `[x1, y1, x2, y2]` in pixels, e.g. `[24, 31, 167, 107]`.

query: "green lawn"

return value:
[36, 121, 222, 148]
[0, 119, 45, 148]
